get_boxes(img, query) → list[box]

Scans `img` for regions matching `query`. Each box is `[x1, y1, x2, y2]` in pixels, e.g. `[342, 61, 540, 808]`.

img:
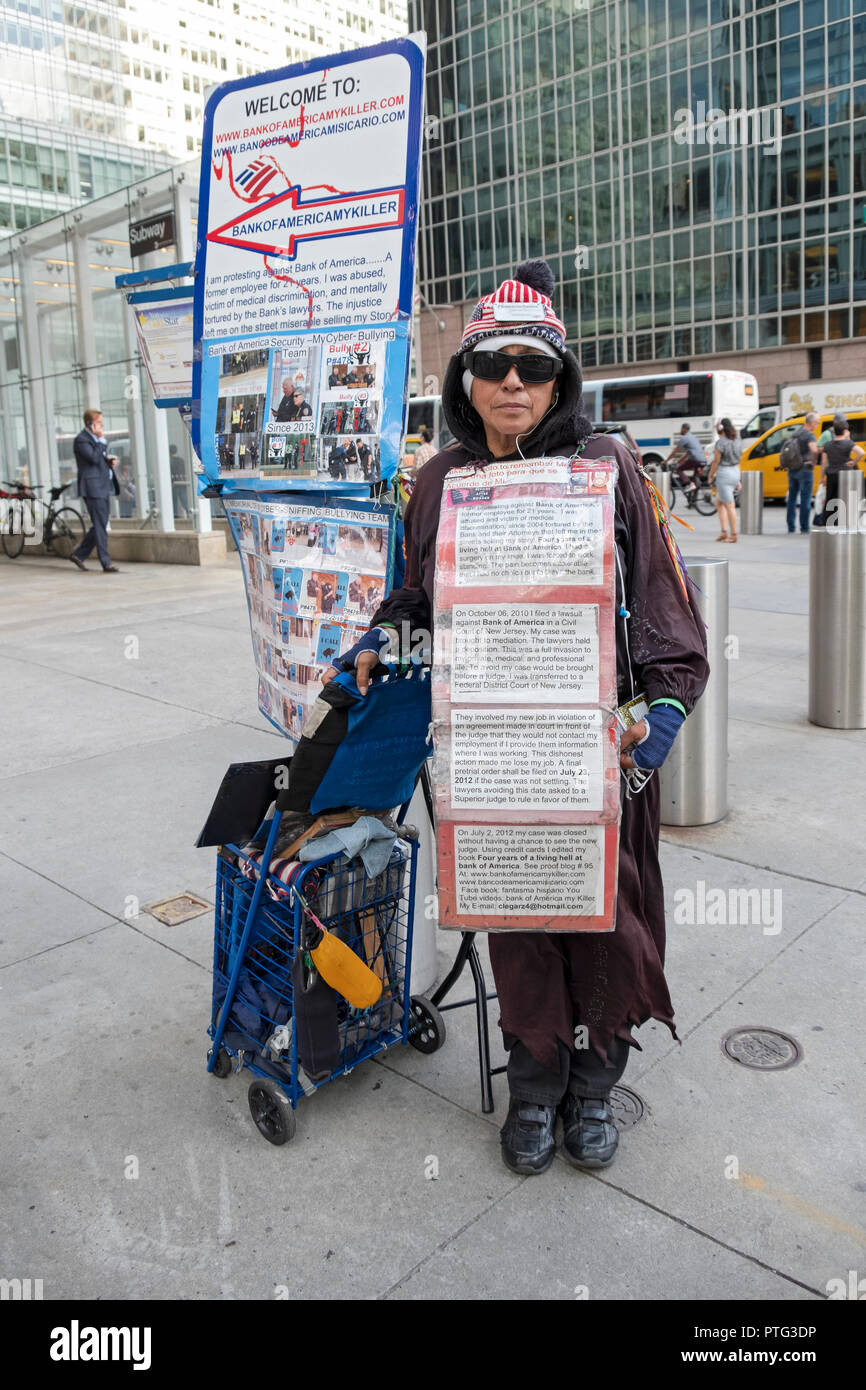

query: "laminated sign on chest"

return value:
[431, 456, 621, 933]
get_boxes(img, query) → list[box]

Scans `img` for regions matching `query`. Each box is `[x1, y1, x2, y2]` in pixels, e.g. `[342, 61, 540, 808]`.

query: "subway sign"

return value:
[128, 210, 176, 258]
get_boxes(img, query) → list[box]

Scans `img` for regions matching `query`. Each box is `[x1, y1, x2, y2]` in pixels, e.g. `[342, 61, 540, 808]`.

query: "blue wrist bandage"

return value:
[330, 626, 393, 673]
[631, 700, 685, 770]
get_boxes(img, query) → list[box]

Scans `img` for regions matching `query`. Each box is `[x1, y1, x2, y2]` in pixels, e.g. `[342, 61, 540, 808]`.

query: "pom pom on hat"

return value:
[461, 259, 566, 355]
[514, 259, 556, 299]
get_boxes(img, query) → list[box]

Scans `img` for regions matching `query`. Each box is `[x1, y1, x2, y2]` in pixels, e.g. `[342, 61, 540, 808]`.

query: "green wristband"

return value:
[649, 697, 687, 719]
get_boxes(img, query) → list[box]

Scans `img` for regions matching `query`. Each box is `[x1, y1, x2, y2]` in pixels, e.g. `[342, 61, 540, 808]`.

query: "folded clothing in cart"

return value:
[238, 852, 305, 903]
[298, 815, 398, 878]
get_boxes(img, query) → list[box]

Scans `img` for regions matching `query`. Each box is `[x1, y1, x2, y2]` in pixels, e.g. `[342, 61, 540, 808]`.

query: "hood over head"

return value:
[441, 259, 593, 457]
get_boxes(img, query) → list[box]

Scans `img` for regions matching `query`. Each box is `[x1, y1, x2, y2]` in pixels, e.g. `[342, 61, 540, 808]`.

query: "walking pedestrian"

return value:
[170, 444, 191, 520]
[782, 411, 819, 533]
[707, 417, 742, 543]
[69, 408, 120, 572]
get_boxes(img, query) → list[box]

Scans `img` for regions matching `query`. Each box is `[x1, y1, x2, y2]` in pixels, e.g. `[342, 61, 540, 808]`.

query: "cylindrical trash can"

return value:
[826, 468, 864, 531]
[808, 530, 866, 728]
[739, 470, 763, 534]
[405, 777, 438, 993]
[660, 555, 729, 825]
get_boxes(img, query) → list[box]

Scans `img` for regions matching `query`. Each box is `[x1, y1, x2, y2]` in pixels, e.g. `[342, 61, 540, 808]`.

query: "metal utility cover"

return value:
[609, 1084, 647, 1129]
[146, 892, 211, 926]
[721, 1026, 802, 1071]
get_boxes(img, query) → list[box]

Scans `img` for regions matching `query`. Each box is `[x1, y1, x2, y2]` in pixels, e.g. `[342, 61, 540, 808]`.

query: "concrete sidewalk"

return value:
[1, 508, 863, 1301]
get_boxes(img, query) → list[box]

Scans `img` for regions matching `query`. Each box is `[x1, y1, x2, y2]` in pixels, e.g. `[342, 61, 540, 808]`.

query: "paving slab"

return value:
[2, 520, 862, 1303]
[385, 842, 845, 1107]
[661, 717, 866, 892]
[0, 657, 220, 778]
[0, 855, 115, 968]
[5, 613, 262, 728]
[0, 722, 288, 926]
[0, 926, 524, 1301]
[385, 1163, 816, 1302]
[600, 892, 866, 1295]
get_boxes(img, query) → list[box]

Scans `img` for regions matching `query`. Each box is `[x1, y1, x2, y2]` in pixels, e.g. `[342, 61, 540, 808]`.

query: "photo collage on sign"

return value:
[261, 340, 320, 481]
[215, 335, 386, 487]
[317, 336, 384, 485]
[214, 347, 269, 475]
[226, 499, 391, 740]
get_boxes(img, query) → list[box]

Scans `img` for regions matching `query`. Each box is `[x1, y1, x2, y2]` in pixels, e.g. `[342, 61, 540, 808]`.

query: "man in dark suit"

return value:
[69, 408, 120, 572]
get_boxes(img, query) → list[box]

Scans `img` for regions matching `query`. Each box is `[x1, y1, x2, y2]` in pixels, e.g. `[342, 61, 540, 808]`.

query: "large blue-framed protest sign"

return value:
[192, 35, 425, 496]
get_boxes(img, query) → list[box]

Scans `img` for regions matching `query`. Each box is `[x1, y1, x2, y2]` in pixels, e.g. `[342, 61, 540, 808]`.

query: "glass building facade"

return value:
[0, 162, 205, 538]
[412, 0, 866, 376]
[0, 0, 408, 234]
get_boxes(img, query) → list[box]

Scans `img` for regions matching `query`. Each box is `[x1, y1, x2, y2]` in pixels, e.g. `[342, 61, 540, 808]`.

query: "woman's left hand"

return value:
[621, 704, 686, 771]
[619, 720, 648, 770]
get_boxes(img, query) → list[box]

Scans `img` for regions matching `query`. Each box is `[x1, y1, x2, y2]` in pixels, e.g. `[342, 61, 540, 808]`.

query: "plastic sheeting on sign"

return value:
[432, 456, 621, 933]
[224, 491, 395, 741]
[192, 36, 425, 493]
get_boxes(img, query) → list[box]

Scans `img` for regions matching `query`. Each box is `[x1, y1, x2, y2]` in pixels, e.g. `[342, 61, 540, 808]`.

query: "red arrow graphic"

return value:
[208, 183, 405, 260]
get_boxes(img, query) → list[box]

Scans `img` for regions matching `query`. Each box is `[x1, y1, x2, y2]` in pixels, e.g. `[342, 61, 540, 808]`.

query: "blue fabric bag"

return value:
[310, 663, 432, 813]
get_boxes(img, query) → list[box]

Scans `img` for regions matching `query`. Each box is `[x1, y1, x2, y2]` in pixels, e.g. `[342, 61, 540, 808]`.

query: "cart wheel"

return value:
[247, 1079, 296, 1145]
[210, 1047, 233, 1079]
[408, 995, 446, 1054]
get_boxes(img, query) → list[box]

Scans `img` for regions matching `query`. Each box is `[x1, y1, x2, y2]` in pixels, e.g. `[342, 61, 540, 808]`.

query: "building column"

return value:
[72, 229, 101, 406]
[120, 295, 149, 520]
[17, 254, 57, 489]
[141, 394, 174, 531]
[0, 327, 22, 480]
[172, 173, 211, 533]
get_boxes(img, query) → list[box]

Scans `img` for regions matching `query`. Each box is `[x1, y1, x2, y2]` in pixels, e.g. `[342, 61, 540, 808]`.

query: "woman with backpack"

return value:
[708, 417, 742, 543]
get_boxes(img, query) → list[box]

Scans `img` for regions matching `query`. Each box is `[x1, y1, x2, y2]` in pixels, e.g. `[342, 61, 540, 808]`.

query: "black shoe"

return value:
[559, 1093, 619, 1170]
[102, 564, 120, 572]
[500, 1099, 557, 1175]
[69, 554, 87, 571]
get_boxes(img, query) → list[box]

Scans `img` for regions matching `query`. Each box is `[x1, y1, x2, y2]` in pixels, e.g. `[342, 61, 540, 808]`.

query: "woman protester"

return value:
[324, 261, 709, 1175]
[707, 417, 742, 543]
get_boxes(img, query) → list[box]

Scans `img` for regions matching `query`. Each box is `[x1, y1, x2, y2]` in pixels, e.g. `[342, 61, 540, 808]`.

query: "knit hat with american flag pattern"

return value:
[460, 260, 567, 355]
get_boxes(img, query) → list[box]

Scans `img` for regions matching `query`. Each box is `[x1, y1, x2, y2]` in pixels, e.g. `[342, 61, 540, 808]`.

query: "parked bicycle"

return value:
[0, 481, 85, 559]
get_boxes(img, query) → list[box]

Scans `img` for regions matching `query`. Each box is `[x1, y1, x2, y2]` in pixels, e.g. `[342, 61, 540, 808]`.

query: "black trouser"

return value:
[74, 496, 111, 568]
[505, 1033, 631, 1105]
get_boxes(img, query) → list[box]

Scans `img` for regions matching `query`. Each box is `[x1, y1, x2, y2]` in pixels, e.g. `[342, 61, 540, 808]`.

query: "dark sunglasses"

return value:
[463, 349, 563, 383]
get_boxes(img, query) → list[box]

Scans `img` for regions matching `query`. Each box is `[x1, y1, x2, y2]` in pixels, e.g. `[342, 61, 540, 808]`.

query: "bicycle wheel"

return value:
[48, 507, 85, 558]
[695, 487, 718, 516]
[667, 483, 678, 511]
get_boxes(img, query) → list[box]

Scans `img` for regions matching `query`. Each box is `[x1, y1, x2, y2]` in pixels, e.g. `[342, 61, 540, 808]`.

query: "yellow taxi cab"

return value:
[740, 410, 866, 499]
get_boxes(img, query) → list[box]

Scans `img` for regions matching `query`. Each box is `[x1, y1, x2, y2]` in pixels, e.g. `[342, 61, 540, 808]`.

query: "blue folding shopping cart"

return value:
[206, 808, 445, 1145]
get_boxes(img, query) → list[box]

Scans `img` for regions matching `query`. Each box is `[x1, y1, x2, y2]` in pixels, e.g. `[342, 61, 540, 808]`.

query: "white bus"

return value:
[579, 370, 759, 465]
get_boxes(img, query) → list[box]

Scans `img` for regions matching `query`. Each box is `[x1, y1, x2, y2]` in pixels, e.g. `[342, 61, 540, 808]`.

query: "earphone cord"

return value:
[515, 394, 560, 459]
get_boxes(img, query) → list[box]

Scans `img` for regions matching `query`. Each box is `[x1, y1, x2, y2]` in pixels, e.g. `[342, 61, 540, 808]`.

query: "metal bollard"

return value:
[653, 469, 672, 509]
[660, 555, 729, 825]
[739, 470, 763, 534]
[808, 529, 866, 728]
